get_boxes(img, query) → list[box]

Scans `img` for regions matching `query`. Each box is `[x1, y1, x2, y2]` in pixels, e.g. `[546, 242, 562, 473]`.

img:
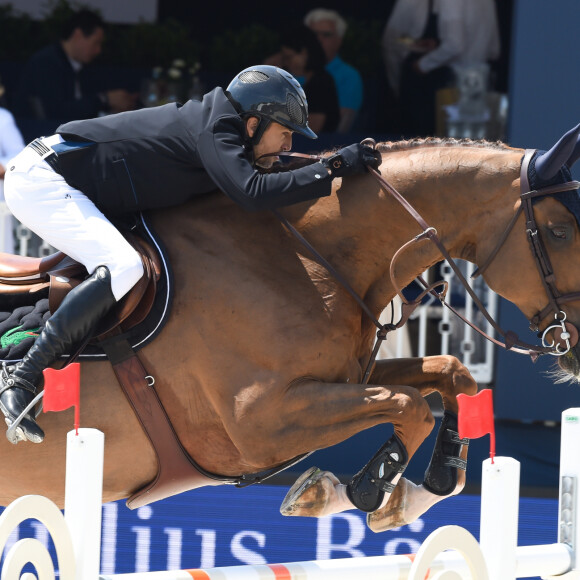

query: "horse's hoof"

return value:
[366, 477, 412, 532]
[280, 466, 340, 517]
[366, 477, 464, 533]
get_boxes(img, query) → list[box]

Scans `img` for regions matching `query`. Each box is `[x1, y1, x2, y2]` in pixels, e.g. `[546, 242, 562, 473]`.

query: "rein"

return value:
[269, 145, 580, 380]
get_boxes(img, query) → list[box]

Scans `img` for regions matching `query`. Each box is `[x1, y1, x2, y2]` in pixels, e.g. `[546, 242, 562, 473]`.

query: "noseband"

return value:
[472, 149, 580, 356]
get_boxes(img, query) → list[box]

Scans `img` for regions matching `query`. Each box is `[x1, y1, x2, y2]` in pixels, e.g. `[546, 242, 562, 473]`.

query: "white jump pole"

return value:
[64, 428, 105, 580]
[98, 544, 573, 580]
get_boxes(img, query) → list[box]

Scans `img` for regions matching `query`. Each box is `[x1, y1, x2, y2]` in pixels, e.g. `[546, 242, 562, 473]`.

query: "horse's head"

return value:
[512, 124, 580, 378]
[472, 123, 580, 379]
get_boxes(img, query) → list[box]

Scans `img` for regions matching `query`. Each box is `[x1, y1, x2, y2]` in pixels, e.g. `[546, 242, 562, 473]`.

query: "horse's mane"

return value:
[376, 136, 511, 152]
[258, 137, 512, 175]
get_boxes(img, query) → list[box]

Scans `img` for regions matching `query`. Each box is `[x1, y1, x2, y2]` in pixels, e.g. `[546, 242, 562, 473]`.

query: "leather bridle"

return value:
[471, 149, 580, 355]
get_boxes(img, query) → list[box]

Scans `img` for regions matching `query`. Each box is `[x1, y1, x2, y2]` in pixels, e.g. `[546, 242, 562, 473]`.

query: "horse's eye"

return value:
[550, 226, 569, 240]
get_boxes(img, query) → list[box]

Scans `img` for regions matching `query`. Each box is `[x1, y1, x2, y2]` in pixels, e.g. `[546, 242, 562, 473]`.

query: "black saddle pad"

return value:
[0, 212, 173, 363]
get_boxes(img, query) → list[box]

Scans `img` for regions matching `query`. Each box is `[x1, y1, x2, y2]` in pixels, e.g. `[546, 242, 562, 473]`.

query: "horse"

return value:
[2, 123, 580, 534]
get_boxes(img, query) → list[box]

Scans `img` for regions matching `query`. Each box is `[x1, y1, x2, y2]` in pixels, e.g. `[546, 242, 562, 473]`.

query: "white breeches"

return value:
[3, 135, 144, 301]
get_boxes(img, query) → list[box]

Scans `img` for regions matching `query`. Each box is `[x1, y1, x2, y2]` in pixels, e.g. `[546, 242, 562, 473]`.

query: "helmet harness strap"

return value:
[245, 114, 271, 147]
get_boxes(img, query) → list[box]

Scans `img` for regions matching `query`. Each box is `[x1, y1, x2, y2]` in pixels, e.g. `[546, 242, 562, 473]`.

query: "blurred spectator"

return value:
[13, 9, 138, 121]
[0, 108, 24, 180]
[0, 84, 25, 252]
[304, 8, 363, 133]
[274, 25, 340, 134]
[382, 0, 500, 137]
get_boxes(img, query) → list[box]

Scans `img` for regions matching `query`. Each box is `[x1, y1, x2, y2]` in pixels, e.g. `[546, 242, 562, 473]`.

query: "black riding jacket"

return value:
[56, 88, 332, 215]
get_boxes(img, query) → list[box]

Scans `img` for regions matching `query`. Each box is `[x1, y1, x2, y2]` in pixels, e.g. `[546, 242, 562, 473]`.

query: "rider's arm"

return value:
[197, 115, 333, 211]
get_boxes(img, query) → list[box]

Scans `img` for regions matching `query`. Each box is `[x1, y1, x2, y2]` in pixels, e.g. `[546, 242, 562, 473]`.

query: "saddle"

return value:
[0, 231, 160, 339]
[0, 230, 222, 508]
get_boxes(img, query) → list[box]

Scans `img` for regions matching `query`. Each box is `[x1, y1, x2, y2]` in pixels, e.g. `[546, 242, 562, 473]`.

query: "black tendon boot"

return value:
[346, 433, 409, 513]
[0, 266, 116, 444]
[422, 410, 469, 496]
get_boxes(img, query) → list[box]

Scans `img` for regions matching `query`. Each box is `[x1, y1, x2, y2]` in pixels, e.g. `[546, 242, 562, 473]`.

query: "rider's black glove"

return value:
[322, 143, 381, 178]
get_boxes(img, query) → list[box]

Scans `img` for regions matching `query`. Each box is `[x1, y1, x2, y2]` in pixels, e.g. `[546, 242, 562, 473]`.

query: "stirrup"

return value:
[4, 390, 44, 444]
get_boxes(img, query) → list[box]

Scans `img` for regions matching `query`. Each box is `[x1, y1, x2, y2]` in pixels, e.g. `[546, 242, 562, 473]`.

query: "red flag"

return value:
[43, 363, 80, 434]
[457, 388, 495, 462]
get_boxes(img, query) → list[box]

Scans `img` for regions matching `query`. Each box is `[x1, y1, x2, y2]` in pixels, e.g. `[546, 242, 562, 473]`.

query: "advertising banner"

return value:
[2, 483, 558, 577]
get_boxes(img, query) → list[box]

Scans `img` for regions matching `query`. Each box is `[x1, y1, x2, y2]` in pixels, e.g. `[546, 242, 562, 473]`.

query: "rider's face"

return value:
[247, 119, 294, 168]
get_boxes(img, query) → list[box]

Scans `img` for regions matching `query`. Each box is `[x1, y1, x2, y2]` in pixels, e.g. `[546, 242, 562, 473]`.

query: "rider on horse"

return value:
[0, 64, 380, 444]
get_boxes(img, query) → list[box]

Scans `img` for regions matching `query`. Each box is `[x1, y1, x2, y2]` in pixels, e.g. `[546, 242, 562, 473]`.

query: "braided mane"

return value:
[260, 137, 513, 175]
[376, 136, 511, 153]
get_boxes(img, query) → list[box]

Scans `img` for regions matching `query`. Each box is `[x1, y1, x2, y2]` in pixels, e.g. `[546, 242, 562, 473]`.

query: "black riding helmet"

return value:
[225, 65, 317, 145]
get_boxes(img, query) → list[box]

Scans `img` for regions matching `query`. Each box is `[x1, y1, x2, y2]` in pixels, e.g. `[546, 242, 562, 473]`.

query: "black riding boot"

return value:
[0, 266, 116, 443]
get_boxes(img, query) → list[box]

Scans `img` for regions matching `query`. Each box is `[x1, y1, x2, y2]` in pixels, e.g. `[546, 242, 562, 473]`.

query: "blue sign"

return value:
[2, 484, 558, 579]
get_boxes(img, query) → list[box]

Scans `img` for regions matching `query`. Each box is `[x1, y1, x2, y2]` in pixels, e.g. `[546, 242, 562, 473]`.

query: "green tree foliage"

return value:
[0, 5, 37, 60]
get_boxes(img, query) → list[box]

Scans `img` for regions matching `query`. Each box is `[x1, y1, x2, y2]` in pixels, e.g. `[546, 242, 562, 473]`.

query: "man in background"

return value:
[382, 0, 500, 137]
[14, 9, 137, 121]
[304, 8, 363, 134]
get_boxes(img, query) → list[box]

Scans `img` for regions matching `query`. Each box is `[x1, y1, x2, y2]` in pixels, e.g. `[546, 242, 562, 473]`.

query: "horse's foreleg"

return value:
[368, 355, 478, 412]
[364, 355, 474, 531]
[278, 380, 434, 518]
[366, 476, 465, 532]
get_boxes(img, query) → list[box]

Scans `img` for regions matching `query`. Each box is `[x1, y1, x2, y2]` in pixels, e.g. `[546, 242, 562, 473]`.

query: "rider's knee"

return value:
[107, 252, 145, 301]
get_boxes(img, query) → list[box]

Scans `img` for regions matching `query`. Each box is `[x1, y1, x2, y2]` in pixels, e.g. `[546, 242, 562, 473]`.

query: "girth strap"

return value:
[100, 334, 225, 509]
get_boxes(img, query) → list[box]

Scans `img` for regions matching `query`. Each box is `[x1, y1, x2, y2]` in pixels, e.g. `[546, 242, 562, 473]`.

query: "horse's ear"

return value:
[536, 123, 580, 180]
